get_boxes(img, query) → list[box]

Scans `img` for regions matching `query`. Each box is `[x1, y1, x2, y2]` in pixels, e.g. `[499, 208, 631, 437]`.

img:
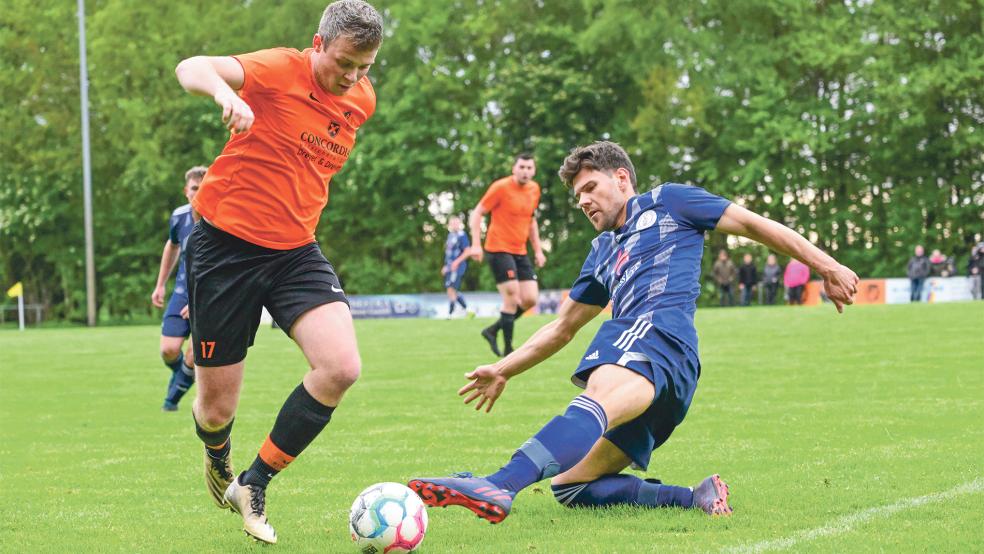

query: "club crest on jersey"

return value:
[327, 121, 341, 138]
[636, 210, 657, 231]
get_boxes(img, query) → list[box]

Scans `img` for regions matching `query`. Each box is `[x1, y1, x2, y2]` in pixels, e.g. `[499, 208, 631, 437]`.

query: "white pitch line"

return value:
[725, 477, 984, 554]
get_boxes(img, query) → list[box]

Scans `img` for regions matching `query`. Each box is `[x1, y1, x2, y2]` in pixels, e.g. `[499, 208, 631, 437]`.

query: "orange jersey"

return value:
[193, 48, 376, 249]
[479, 176, 541, 255]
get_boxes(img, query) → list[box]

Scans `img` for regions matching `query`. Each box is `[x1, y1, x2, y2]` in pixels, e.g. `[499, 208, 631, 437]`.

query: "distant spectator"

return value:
[928, 248, 954, 277]
[738, 253, 758, 306]
[968, 242, 984, 300]
[784, 258, 810, 305]
[907, 245, 930, 302]
[762, 254, 782, 305]
[712, 249, 737, 307]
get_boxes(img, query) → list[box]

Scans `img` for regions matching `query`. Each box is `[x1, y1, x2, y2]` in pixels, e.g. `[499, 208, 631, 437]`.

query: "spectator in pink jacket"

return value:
[784, 259, 810, 305]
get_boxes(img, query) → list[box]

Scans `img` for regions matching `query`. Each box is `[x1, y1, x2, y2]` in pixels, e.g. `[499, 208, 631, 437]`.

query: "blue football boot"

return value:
[693, 474, 732, 516]
[408, 472, 514, 524]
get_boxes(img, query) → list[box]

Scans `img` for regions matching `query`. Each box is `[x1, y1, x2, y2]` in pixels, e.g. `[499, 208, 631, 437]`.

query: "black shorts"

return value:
[186, 221, 348, 366]
[487, 251, 537, 284]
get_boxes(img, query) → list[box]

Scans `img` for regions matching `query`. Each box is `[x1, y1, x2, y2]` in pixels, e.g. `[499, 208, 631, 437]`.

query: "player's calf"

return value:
[550, 473, 730, 515]
[163, 362, 195, 410]
[239, 383, 336, 491]
[194, 413, 236, 508]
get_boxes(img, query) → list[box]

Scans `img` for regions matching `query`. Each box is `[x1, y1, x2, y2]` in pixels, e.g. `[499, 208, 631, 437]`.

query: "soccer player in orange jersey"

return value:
[174, 0, 381, 543]
[468, 154, 547, 357]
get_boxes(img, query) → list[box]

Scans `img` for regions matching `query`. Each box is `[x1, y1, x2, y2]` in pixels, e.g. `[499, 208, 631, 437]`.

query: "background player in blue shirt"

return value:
[442, 216, 471, 317]
[410, 141, 859, 522]
[151, 166, 207, 411]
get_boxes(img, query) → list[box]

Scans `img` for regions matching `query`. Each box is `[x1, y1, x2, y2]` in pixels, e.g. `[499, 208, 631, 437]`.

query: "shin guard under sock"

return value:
[486, 395, 607, 493]
[551, 475, 694, 508]
[242, 383, 335, 489]
[500, 311, 516, 351]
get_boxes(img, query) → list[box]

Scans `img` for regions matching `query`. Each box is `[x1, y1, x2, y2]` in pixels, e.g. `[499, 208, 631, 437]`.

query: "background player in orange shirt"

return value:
[468, 154, 547, 356]
[173, 0, 382, 544]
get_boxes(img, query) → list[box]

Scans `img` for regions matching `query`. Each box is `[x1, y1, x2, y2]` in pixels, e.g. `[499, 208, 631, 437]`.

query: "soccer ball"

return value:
[349, 482, 428, 553]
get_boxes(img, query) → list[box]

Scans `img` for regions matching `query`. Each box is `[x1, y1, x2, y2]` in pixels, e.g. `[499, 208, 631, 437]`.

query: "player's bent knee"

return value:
[160, 346, 182, 361]
[317, 354, 361, 391]
[334, 362, 361, 391]
[197, 405, 235, 430]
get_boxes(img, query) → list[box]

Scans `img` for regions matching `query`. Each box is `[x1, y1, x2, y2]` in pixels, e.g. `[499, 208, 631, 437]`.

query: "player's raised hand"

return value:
[822, 263, 860, 313]
[459, 364, 507, 413]
[214, 88, 254, 133]
[151, 285, 165, 308]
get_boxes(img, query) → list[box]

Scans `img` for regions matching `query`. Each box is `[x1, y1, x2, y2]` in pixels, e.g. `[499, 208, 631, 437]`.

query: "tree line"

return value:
[1, 0, 981, 321]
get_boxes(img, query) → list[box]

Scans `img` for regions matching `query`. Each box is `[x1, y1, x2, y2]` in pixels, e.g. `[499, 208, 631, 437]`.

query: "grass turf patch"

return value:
[1, 302, 981, 552]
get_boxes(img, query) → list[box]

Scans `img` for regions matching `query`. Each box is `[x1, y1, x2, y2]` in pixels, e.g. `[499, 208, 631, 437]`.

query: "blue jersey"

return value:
[168, 204, 195, 296]
[569, 184, 732, 355]
[444, 230, 470, 268]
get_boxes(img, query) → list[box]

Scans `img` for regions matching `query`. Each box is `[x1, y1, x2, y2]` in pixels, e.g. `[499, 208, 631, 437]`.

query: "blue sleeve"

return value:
[661, 184, 732, 232]
[168, 214, 180, 244]
[461, 233, 470, 248]
[568, 244, 610, 307]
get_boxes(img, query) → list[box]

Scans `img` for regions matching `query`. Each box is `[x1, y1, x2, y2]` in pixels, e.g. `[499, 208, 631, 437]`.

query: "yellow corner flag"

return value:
[6, 282, 23, 298]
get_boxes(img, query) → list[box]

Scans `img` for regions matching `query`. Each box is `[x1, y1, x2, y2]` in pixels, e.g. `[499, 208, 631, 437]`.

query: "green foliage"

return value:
[1, 0, 980, 320]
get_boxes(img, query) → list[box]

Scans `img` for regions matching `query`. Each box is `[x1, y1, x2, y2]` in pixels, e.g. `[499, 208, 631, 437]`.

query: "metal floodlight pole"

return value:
[77, 0, 96, 326]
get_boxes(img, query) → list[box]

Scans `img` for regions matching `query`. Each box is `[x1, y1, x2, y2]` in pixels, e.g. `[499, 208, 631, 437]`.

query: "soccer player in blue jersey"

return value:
[442, 216, 471, 317]
[409, 141, 859, 522]
[151, 166, 207, 411]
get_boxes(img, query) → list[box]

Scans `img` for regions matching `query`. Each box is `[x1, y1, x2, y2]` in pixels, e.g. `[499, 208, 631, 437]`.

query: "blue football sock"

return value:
[551, 475, 694, 508]
[486, 395, 607, 493]
[457, 295, 467, 309]
[164, 355, 183, 374]
[165, 363, 196, 406]
[448, 301, 456, 314]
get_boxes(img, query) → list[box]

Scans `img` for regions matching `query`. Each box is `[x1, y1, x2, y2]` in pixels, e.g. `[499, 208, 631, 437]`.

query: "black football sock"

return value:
[500, 311, 516, 352]
[242, 383, 335, 489]
[195, 414, 234, 456]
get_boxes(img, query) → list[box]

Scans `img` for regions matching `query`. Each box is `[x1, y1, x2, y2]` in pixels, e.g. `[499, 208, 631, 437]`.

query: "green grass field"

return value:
[2, 302, 982, 553]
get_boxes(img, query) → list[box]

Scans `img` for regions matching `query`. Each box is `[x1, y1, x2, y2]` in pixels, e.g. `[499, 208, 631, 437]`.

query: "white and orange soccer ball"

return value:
[349, 482, 428, 553]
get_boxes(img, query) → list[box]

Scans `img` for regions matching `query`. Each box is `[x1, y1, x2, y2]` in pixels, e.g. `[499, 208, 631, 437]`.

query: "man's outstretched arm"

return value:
[715, 204, 859, 312]
[460, 298, 603, 411]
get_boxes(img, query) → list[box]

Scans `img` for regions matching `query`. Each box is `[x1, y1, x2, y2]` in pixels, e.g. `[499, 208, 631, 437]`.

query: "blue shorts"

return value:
[572, 317, 700, 471]
[443, 264, 466, 290]
[161, 289, 191, 338]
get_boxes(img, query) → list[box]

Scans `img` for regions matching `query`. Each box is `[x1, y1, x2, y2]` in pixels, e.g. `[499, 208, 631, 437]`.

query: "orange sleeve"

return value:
[479, 181, 502, 212]
[233, 48, 297, 94]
